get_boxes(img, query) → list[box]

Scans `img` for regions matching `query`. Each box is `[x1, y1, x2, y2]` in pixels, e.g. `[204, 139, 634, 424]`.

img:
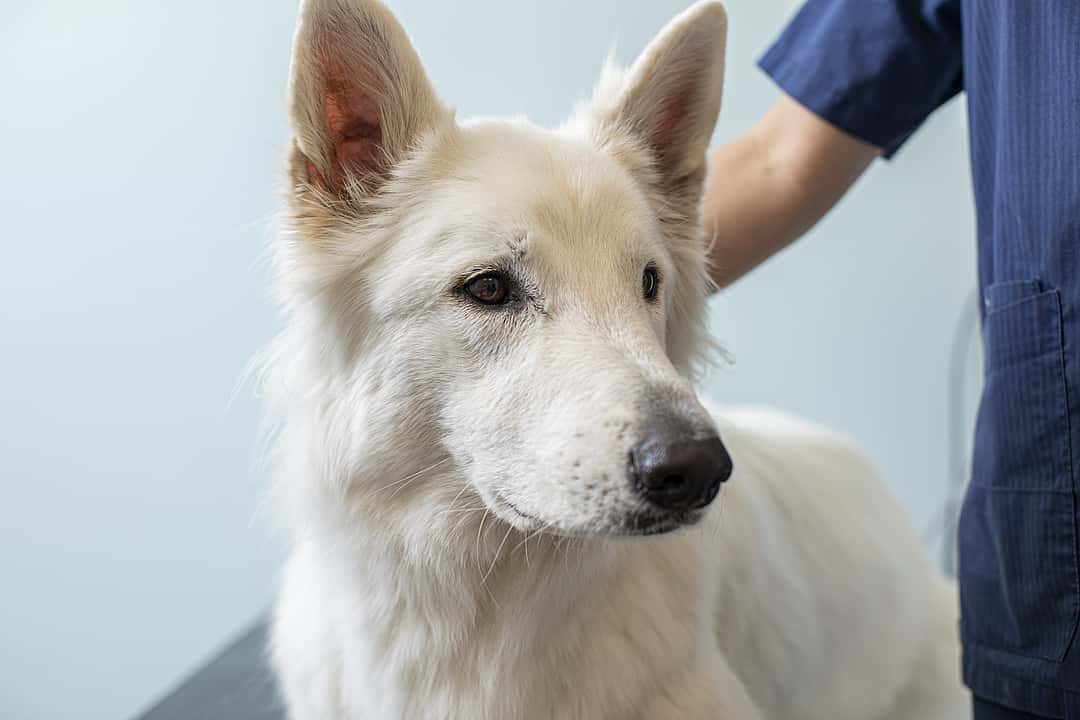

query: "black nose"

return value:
[629, 432, 732, 512]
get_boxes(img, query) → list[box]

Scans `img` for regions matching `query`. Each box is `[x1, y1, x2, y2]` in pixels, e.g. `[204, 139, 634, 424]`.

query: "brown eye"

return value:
[465, 272, 511, 305]
[642, 265, 659, 300]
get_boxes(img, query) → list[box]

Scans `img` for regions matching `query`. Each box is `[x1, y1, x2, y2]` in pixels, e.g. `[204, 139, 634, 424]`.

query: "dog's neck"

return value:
[293, 458, 700, 719]
[311, 461, 620, 635]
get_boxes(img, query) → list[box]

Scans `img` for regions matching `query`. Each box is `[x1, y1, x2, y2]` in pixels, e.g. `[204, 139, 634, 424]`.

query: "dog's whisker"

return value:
[444, 484, 472, 514]
[481, 524, 515, 588]
[710, 496, 727, 543]
[441, 502, 484, 519]
[373, 456, 452, 497]
[475, 508, 490, 577]
[511, 528, 532, 555]
[562, 538, 572, 574]
[447, 508, 486, 539]
[443, 515, 487, 538]
[481, 579, 501, 612]
[438, 507, 488, 521]
[511, 534, 529, 557]
[512, 526, 544, 563]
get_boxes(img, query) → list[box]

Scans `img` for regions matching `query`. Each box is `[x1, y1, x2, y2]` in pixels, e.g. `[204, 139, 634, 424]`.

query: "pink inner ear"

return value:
[646, 76, 694, 160]
[313, 65, 384, 189]
[656, 97, 689, 141]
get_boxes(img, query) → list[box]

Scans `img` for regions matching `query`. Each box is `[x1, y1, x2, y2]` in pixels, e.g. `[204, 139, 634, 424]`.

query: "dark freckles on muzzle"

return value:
[627, 419, 733, 517]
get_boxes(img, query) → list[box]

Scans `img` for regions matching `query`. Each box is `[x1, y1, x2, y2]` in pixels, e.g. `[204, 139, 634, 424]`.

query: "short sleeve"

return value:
[759, 0, 963, 158]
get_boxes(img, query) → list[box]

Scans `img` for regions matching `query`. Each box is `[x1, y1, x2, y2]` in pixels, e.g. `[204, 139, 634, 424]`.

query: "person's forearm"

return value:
[703, 95, 880, 288]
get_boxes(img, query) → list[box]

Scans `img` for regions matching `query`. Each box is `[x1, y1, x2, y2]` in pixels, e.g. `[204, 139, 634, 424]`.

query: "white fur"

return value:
[263, 1, 967, 718]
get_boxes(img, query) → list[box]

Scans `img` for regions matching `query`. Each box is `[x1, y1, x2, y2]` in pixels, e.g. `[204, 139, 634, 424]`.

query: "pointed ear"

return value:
[589, 1, 727, 196]
[287, 0, 448, 200]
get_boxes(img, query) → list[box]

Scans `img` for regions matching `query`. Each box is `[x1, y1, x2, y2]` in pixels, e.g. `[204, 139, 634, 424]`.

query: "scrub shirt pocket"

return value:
[959, 280, 1079, 662]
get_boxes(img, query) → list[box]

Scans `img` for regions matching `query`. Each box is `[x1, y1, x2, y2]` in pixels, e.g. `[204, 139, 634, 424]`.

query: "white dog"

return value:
[263, 1, 967, 718]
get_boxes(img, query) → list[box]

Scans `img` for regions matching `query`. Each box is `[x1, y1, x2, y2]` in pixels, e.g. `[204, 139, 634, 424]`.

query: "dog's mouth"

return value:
[492, 493, 703, 538]
[492, 493, 546, 529]
[620, 509, 704, 536]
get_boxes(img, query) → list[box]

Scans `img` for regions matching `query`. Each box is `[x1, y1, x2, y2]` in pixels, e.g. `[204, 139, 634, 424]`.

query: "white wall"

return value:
[0, 1, 979, 718]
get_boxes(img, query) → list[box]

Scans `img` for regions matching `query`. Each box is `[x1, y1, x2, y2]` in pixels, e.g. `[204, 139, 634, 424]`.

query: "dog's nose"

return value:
[629, 432, 732, 512]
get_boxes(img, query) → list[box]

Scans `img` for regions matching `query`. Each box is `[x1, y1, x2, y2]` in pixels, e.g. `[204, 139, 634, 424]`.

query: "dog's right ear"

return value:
[287, 0, 448, 204]
[579, 1, 726, 209]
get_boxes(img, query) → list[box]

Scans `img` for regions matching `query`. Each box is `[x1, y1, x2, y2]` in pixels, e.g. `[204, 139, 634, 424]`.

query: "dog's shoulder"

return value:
[707, 403, 864, 457]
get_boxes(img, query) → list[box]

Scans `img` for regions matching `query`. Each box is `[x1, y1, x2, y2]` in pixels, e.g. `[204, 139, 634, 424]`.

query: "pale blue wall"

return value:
[0, 2, 979, 718]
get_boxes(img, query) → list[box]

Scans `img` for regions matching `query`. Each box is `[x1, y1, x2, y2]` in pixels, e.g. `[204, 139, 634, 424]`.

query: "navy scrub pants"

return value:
[975, 697, 1054, 719]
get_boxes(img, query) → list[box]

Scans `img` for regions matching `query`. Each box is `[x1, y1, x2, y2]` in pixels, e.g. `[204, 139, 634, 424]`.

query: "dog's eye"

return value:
[464, 272, 512, 305]
[642, 265, 660, 301]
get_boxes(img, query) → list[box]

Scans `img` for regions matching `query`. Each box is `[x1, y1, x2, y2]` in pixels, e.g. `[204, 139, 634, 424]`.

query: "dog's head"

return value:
[279, 0, 730, 537]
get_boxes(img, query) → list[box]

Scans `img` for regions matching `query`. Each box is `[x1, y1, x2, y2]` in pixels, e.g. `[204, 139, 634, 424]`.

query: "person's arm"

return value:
[703, 94, 881, 288]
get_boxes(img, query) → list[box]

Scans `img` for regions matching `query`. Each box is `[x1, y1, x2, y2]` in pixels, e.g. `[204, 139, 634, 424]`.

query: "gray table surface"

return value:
[135, 619, 284, 720]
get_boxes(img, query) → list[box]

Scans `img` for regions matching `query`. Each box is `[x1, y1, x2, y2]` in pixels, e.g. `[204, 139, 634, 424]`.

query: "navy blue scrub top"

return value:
[759, 2, 1080, 717]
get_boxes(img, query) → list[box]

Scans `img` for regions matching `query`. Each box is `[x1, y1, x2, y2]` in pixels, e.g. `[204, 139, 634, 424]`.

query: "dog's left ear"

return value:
[586, 1, 727, 203]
